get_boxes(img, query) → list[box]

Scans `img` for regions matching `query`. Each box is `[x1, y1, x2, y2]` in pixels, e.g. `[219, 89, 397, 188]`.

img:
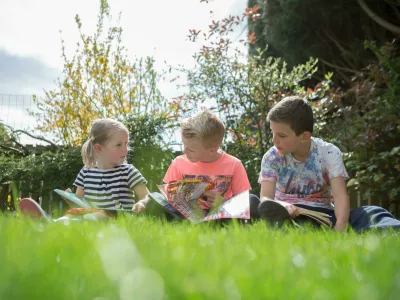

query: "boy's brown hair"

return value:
[267, 96, 313, 135]
[180, 109, 225, 148]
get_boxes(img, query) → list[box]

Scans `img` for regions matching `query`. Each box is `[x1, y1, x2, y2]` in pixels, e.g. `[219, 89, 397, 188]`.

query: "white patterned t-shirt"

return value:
[258, 137, 348, 208]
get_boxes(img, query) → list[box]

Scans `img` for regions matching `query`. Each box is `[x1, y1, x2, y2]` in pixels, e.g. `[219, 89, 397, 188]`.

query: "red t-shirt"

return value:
[163, 151, 251, 199]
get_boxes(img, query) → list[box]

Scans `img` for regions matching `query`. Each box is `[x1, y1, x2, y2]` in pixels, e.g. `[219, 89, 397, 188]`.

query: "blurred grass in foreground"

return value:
[0, 214, 399, 299]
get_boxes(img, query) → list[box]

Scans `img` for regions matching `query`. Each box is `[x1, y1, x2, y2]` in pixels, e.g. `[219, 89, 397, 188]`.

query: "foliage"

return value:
[314, 40, 400, 203]
[186, 0, 399, 204]
[1, 0, 178, 211]
[182, 2, 323, 191]
[0, 122, 10, 143]
[0, 122, 19, 156]
[31, 0, 168, 146]
[0, 114, 174, 211]
[125, 114, 175, 191]
[179, 48, 321, 190]
[0, 147, 82, 191]
[247, 0, 399, 84]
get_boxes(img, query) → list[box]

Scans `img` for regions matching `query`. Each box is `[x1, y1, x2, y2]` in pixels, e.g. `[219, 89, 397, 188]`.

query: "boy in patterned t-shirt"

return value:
[258, 96, 400, 232]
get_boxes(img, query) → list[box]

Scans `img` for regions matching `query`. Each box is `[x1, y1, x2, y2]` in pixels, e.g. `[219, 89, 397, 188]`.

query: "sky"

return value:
[0, 0, 247, 144]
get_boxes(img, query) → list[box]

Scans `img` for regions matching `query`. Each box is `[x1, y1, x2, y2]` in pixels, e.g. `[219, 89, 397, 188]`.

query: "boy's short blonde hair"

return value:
[180, 110, 225, 148]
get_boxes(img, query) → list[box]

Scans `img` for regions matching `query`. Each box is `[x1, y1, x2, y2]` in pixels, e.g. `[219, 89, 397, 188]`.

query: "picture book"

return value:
[273, 199, 333, 228]
[54, 189, 94, 209]
[53, 189, 135, 213]
[150, 180, 250, 224]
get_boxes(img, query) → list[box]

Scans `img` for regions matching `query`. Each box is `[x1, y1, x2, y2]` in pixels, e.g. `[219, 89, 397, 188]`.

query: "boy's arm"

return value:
[330, 177, 350, 231]
[260, 181, 300, 217]
[260, 180, 276, 201]
[205, 160, 251, 206]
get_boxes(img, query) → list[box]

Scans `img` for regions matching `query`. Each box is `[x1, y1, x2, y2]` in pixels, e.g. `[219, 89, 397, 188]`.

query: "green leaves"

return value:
[177, 17, 320, 193]
[314, 41, 400, 205]
[31, 0, 169, 146]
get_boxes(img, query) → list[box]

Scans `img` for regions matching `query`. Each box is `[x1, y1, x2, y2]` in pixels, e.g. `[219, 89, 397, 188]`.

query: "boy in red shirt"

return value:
[133, 110, 260, 220]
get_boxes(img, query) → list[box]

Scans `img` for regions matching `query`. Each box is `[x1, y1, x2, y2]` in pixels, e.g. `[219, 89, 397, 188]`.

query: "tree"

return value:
[32, 0, 169, 146]
[177, 1, 324, 190]
[247, 0, 399, 84]
[0, 122, 56, 157]
[313, 40, 400, 208]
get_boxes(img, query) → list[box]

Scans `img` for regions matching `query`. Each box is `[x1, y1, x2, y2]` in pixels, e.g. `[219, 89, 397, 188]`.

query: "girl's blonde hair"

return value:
[81, 118, 129, 168]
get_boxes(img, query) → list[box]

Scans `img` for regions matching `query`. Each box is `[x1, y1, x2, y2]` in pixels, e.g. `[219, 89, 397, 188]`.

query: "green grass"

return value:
[1, 215, 399, 300]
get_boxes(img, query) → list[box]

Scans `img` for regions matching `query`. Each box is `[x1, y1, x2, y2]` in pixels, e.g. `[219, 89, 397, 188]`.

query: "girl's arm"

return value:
[134, 183, 150, 201]
[132, 183, 150, 212]
[65, 187, 85, 198]
[75, 187, 85, 198]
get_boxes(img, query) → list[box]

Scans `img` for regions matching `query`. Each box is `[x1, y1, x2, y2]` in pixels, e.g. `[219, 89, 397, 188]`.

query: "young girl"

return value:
[19, 118, 150, 222]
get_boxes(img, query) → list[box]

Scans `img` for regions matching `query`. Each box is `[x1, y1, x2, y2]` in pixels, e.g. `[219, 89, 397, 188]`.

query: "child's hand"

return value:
[65, 188, 72, 193]
[334, 222, 348, 232]
[202, 191, 224, 204]
[286, 204, 300, 218]
[132, 200, 146, 213]
[196, 198, 212, 210]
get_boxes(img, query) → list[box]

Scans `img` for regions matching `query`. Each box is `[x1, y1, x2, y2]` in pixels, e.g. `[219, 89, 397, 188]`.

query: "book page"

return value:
[202, 191, 250, 222]
[264, 198, 332, 227]
[157, 180, 212, 222]
[54, 189, 93, 209]
[156, 181, 249, 223]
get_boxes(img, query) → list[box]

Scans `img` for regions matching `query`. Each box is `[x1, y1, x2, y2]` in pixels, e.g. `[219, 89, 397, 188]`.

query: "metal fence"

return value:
[0, 94, 46, 145]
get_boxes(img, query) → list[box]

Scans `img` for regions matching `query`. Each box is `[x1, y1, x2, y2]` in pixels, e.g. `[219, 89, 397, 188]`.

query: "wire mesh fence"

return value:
[0, 94, 47, 145]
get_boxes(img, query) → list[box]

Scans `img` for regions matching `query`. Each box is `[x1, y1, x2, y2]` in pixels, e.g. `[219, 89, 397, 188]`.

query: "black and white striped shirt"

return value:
[73, 163, 147, 210]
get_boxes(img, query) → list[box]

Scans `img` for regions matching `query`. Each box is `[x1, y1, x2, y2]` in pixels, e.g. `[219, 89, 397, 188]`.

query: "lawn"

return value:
[0, 214, 399, 299]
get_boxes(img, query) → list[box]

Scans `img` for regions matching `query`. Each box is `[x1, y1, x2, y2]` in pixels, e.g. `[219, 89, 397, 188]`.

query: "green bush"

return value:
[313, 40, 400, 205]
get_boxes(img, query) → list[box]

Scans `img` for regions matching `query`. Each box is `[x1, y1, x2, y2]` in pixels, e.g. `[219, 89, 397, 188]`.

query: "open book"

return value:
[53, 189, 135, 213]
[54, 189, 93, 208]
[273, 199, 332, 228]
[149, 180, 250, 224]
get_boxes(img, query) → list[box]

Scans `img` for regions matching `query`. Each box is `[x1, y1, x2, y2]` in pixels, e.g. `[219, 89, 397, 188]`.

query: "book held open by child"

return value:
[272, 199, 332, 227]
[149, 180, 250, 223]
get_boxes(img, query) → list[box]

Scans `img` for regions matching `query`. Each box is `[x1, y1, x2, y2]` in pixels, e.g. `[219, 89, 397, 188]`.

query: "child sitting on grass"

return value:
[133, 109, 260, 221]
[258, 96, 400, 232]
[19, 118, 150, 222]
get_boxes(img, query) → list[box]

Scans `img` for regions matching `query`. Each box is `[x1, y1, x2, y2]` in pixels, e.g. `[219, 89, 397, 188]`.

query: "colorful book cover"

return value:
[54, 189, 137, 213]
[54, 189, 94, 209]
[153, 180, 250, 223]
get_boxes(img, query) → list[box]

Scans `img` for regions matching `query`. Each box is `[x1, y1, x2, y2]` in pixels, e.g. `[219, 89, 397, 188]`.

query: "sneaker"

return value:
[258, 200, 291, 227]
[19, 198, 54, 223]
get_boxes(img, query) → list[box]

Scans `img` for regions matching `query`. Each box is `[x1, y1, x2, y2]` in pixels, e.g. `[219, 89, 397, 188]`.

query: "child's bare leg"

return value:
[83, 211, 109, 222]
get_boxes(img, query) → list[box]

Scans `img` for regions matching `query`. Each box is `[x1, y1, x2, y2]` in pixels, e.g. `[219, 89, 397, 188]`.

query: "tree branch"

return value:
[357, 0, 400, 34]
[319, 58, 360, 73]
[0, 145, 26, 156]
[323, 29, 359, 70]
[13, 130, 57, 147]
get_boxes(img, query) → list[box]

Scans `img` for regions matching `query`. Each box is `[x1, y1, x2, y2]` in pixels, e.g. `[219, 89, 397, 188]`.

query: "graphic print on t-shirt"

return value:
[258, 137, 349, 208]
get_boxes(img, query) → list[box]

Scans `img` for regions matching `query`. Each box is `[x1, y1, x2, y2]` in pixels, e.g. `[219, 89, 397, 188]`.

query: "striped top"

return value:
[73, 163, 147, 210]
